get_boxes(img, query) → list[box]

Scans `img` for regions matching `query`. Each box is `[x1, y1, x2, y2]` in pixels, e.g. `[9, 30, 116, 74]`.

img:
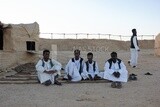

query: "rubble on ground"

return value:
[14, 63, 36, 75]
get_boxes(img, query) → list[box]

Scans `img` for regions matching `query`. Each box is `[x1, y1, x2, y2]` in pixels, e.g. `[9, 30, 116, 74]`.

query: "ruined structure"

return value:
[0, 22, 39, 69]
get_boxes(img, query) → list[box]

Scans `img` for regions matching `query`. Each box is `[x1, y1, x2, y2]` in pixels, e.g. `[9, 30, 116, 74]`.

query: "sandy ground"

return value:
[0, 49, 160, 107]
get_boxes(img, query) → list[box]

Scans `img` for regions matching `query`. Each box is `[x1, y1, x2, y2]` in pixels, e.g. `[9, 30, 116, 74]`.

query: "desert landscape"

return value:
[0, 46, 160, 107]
[1, 1, 160, 106]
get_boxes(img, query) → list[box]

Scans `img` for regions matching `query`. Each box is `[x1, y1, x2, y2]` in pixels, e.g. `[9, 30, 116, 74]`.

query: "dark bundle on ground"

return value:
[14, 63, 36, 75]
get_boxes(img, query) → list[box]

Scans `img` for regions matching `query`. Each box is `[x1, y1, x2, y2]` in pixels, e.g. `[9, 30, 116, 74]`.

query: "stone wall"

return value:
[155, 33, 160, 56]
[39, 39, 154, 51]
[0, 51, 39, 70]
[0, 39, 155, 70]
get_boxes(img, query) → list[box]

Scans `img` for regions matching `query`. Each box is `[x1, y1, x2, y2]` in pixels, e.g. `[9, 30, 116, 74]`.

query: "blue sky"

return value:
[0, 0, 160, 35]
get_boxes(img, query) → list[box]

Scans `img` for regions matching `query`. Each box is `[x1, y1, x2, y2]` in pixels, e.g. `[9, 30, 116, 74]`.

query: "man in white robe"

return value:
[81, 52, 103, 80]
[64, 49, 84, 82]
[103, 52, 128, 88]
[36, 49, 62, 86]
[129, 29, 140, 68]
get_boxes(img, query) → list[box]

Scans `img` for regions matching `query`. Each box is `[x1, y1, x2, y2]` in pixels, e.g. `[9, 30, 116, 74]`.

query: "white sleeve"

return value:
[35, 60, 45, 73]
[82, 62, 89, 75]
[65, 59, 72, 74]
[50, 59, 62, 71]
[81, 59, 85, 68]
[118, 61, 127, 74]
[95, 62, 99, 74]
[133, 36, 139, 50]
[104, 62, 114, 75]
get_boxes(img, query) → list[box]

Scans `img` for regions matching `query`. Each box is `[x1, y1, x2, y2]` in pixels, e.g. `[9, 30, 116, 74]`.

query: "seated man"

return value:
[81, 52, 103, 80]
[35, 49, 62, 86]
[103, 52, 128, 88]
[64, 49, 84, 82]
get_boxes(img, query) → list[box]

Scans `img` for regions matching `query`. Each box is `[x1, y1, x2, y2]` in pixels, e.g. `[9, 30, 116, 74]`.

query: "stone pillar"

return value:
[51, 44, 57, 60]
[154, 33, 160, 56]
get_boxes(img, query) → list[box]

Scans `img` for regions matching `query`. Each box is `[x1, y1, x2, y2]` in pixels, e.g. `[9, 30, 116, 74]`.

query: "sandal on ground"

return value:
[116, 82, 122, 89]
[111, 82, 116, 88]
[54, 80, 62, 86]
[128, 74, 137, 81]
[144, 72, 152, 75]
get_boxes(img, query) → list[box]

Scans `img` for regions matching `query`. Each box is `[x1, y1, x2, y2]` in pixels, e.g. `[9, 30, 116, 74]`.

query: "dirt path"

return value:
[0, 49, 160, 107]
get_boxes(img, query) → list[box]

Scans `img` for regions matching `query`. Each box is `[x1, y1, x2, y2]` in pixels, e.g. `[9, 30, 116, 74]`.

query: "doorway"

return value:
[0, 29, 3, 50]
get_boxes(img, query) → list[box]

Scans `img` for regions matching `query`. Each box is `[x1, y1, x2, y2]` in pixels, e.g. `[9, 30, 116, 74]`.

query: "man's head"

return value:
[111, 52, 117, 63]
[74, 49, 80, 60]
[43, 49, 50, 61]
[132, 29, 137, 36]
[87, 52, 93, 63]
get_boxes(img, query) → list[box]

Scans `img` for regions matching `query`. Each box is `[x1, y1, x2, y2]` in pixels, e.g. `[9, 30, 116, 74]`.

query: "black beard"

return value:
[88, 60, 92, 63]
[75, 57, 79, 60]
[112, 59, 116, 63]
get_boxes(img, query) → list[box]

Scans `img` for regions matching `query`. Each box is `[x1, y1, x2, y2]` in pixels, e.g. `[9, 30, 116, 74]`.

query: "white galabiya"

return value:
[81, 60, 104, 79]
[64, 49, 86, 82]
[81, 52, 103, 80]
[36, 59, 62, 84]
[82, 61, 99, 79]
[64, 57, 84, 82]
[130, 29, 140, 68]
[103, 52, 128, 83]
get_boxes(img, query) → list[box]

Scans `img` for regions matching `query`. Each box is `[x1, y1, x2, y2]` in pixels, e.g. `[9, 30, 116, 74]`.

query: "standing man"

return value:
[36, 49, 62, 86]
[64, 49, 84, 82]
[103, 52, 128, 88]
[129, 29, 140, 68]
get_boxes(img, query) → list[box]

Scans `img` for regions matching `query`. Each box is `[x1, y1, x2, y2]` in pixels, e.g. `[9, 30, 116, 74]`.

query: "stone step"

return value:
[0, 80, 38, 84]
[0, 79, 109, 84]
[0, 73, 109, 84]
[1, 77, 37, 80]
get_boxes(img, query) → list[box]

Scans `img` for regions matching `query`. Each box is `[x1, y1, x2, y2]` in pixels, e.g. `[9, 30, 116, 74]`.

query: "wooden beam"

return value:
[0, 79, 110, 84]
[0, 80, 38, 84]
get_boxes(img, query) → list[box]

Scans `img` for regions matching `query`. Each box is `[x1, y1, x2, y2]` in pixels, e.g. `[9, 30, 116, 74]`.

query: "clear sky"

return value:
[1, 0, 160, 35]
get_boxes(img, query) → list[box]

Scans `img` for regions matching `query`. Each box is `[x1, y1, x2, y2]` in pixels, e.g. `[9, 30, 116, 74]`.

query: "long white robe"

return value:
[130, 36, 139, 67]
[103, 60, 128, 82]
[35, 59, 62, 84]
[81, 61, 103, 79]
[64, 58, 84, 82]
